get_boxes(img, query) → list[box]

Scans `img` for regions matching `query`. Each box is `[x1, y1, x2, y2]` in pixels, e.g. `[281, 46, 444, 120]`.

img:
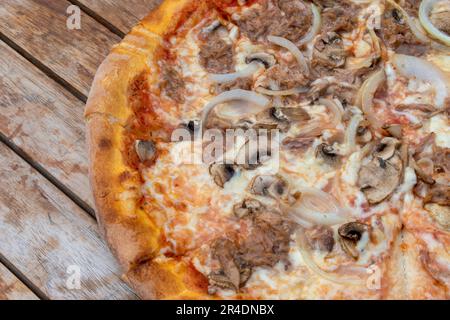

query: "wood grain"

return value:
[0, 263, 39, 300]
[0, 142, 137, 300]
[74, 0, 163, 35]
[0, 40, 93, 209]
[0, 0, 120, 97]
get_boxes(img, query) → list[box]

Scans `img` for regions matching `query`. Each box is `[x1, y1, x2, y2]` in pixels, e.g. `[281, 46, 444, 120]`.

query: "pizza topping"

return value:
[382, 124, 403, 139]
[233, 198, 265, 218]
[134, 140, 157, 164]
[359, 69, 386, 131]
[201, 89, 270, 130]
[316, 143, 341, 166]
[392, 54, 449, 108]
[372, 137, 400, 161]
[424, 203, 450, 230]
[318, 0, 360, 34]
[288, 187, 348, 227]
[209, 163, 236, 188]
[338, 222, 369, 259]
[235, 0, 312, 43]
[304, 225, 335, 252]
[312, 32, 347, 70]
[160, 66, 185, 103]
[420, 248, 450, 285]
[268, 35, 309, 75]
[199, 27, 234, 74]
[209, 238, 244, 291]
[424, 183, 450, 206]
[249, 174, 290, 200]
[379, 1, 424, 54]
[236, 137, 273, 170]
[258, 64, 309, 91]
[209, 61, 263, 84]
[413, 157, 436, 184]
[356, 121, 373, 144]
[209, 210, 295, 292]
[238, 210, 295, 267]
[358, 151, 403, 204]
[419, 0, 450, 46]
[245, 52, 277, 69]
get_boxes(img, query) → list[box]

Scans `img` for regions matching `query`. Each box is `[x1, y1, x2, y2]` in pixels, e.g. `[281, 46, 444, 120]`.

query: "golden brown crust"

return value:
[85, 0, 216, 299]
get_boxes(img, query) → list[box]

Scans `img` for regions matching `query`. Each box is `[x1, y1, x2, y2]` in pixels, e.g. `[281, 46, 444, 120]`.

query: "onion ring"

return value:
[268, 35, 309, 75]
[419, 0, 450, 46]
[201, 89, 270, 129]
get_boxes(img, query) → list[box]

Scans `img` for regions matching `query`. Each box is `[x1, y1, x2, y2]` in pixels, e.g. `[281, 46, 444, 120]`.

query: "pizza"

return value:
[85, 0, 450, 299]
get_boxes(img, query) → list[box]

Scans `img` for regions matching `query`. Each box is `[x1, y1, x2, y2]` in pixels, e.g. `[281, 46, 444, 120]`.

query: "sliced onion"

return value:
[201, 89, 270, 128]
[298, 4, 321, 46]
[386, 0, 450, 52]
[209, 61, 263, 83]
[359, 69, 386, 130]
[289, 187, 349, 226]
[419, 0, 450, 46]
[256, 86, 309, 96]
[296, 232, 366, 286]
[392, 54, 449, 108]
[268, 35, 309, 75]
[318, 98, 343, 128]
[343, 113, 364, 155]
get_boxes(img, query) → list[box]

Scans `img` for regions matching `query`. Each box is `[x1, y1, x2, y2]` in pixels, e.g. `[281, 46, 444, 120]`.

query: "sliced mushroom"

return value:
[316, 143, 340, 166]
[249, 175, 289, 201]
[245, 52, 276, 69]
[358, 153, 403, 204]
[134, 140, 157, 163]
[313, 32, 347, 69]
[356, 121, 373, 144]
[233, 198, 264, 218]
[373, 137, 400, 160]
[209, 163, 236, 188]
[304, 226, 335, 252]
[338, 222, 369, 259]
[382, 124, 403, 139]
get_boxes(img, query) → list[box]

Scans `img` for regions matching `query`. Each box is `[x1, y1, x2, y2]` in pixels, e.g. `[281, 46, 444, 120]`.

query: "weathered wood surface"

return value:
[0, 263, 39, 300]
[0, 40, 94, 209]
[74, 0, 163, 35]
[0, 142, 138, 299]
[0, 0, 167, 299]
[0, 0, 120, 97]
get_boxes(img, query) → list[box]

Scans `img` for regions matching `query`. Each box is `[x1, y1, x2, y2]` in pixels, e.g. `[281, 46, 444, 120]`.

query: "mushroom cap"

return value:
[358, 153, 403, 204]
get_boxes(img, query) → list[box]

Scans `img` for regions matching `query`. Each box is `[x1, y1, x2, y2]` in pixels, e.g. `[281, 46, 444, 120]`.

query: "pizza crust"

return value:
[85, 0, 216, 299]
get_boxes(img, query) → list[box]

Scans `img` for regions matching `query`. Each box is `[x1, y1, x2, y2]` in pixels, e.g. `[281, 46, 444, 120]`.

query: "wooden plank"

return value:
[0, 263, 39, 300]
[0, 142, 137, 300]
[0, 40, 93, 209]
[74, 0, 162, 35]
[0, 0, 121, 97]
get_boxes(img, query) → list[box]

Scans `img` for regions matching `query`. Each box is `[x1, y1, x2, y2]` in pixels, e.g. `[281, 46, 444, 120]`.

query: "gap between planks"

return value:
[0, 32, 87, 104]
[67, 0, 126, 38]
[0, 245, 48, 300]
[0, 0, 138, 299]
[0, 132, 95, 218]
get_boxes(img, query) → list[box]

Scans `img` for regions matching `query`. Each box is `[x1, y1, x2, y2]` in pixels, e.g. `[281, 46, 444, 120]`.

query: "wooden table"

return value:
[0, 0, 162, 300]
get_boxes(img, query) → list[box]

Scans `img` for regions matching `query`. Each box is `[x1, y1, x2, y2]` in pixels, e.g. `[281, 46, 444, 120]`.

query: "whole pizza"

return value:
[85, 0, 450, 299]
